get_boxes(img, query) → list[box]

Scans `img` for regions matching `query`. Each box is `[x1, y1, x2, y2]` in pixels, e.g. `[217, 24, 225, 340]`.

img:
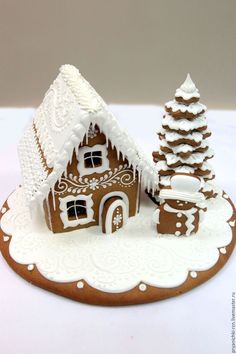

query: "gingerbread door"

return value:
[102, 197, 128, 234]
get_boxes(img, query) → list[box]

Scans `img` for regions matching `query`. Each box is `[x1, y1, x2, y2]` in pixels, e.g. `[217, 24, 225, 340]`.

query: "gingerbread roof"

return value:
[18, 64, 159, 206]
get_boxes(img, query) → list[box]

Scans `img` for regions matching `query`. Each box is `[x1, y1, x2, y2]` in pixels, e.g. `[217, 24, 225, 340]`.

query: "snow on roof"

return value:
[18, 64, 159, 206]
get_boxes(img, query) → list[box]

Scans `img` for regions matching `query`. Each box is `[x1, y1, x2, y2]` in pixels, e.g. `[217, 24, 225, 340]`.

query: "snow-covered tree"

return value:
[153, 74, 216, 199]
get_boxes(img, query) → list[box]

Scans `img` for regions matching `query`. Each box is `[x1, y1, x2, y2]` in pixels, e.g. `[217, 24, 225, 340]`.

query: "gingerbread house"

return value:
[18, 65, 158, 234]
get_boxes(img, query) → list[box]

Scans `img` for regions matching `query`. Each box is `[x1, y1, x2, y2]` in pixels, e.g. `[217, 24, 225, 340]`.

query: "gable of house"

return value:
[44, 125, 140, 232]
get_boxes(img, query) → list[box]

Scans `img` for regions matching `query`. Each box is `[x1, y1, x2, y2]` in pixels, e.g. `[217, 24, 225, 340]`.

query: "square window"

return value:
[77, 144, 109, 177]
[60, 194, 94, 228]
[84, 151, 102, 168]
[66, 200, 87, 220]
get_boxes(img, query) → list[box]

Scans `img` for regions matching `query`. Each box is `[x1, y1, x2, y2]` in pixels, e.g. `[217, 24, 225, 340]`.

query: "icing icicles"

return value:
[18, 64, 159, 208]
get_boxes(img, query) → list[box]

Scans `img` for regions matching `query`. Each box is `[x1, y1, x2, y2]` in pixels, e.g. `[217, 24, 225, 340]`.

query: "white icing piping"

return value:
[163, 204, 197, 235]
[184, 209, 196, 235]
[105, 199, 127, 234]
[60, 64, 105, 113]
[19, 65, 160, 206]
[18, 125, 49, 203]
[22, 110, 159, 206]
[1, 187, 233, 291]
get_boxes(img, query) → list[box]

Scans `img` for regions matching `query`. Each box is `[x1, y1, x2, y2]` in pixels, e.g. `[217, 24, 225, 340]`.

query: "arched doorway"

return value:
[99, 192, 129, 234]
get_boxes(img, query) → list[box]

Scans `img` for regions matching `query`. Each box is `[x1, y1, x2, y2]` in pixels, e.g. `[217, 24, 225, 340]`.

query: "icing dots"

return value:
[220, 247, 227, 255]
[1, 207, 7, 214]
[139, 283, 147, 292]
[77, 281, 84, 289]
[3, 235, 10, 242]
[190, 271, 198, 278]
[1, 187, 233, 293]
[229, 220, 236, 227]
[18, 65, 159, 207]
[60, 64, 103, 113]
[27, 264, 34, 271]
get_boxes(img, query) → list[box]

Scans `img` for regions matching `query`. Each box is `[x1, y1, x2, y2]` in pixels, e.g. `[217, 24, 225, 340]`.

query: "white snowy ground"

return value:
[0, 106, 236, 354]
[1, 185, 234, 293]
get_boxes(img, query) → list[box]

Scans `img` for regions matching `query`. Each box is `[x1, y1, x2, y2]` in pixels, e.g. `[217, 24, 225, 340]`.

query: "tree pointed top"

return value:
[175, 73, 200, 101]
[180, 73, 197, 94]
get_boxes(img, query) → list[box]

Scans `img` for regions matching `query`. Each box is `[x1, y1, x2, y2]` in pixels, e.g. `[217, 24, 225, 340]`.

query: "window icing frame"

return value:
[59, 194, 94, 228]
[77, 144, 109, 176]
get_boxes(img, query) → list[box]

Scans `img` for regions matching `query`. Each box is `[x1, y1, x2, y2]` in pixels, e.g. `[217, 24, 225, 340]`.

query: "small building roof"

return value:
[18, 64, 159, 206]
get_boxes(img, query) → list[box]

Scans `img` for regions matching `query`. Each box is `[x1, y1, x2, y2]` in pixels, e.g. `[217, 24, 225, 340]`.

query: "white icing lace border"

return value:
[0, 187, 234, 293]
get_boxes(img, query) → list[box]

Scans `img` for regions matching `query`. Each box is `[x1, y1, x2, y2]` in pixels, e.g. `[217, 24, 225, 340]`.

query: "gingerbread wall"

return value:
[44, 128, 140, 233]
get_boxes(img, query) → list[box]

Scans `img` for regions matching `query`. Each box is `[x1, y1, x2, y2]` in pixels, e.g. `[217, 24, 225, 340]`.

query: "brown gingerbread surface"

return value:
[0, 191, 235, 306]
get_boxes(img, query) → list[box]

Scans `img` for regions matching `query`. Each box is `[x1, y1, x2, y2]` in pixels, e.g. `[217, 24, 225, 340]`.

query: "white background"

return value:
[0, 106, 236, 354]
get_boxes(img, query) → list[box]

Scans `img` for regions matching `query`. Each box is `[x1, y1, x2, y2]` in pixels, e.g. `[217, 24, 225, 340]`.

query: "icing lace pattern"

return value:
[55, 164, 136, 195]
[0, 187, 233, 293]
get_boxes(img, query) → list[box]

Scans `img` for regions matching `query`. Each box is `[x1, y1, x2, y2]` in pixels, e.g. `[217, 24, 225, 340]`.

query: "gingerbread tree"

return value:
[153, 74, 216, 199]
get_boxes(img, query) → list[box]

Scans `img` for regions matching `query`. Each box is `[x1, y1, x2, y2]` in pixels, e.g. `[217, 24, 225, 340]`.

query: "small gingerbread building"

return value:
[18, 65, 158, 234]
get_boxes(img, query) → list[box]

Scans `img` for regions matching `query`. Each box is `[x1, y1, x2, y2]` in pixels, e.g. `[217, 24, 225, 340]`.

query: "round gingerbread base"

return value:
[0, 188, 235, 306]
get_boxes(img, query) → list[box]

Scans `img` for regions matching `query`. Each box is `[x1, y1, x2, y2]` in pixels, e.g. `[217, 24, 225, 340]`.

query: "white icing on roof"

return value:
[175, 74, 200, 100]
[18, 126, 49, 203]
[60, 65, 105, 113]
[18, 64, 159, 206]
